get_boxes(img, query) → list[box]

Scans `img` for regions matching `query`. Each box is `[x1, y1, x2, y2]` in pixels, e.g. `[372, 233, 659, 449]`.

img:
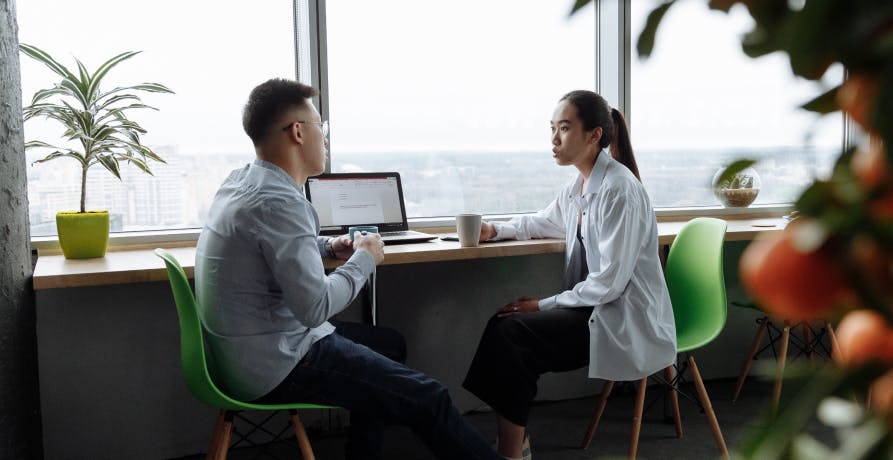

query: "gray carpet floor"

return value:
[173, 377, 834, 459]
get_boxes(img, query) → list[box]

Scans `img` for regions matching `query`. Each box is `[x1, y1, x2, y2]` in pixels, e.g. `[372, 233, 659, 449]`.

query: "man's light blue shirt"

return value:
[195, 159, 375, 400]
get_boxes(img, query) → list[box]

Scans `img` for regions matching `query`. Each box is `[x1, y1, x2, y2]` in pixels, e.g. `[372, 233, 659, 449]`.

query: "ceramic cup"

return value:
[455, 214, 482, 247]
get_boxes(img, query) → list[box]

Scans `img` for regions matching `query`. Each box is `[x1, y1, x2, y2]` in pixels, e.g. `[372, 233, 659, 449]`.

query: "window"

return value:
[18, 0, 295, 236]
[323, 0, 595, 218]
[629, 1, 844, 208]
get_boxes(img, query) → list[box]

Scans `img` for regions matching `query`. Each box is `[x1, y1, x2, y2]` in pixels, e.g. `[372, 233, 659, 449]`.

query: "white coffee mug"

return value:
[455, 213, 482, 247]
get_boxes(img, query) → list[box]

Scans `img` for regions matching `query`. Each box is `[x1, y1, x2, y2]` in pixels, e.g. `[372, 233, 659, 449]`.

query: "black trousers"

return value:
[463, 307, 594, 427]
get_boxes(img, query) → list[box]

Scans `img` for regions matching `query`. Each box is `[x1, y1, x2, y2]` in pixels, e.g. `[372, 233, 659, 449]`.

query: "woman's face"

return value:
[550, 100, 601, 168]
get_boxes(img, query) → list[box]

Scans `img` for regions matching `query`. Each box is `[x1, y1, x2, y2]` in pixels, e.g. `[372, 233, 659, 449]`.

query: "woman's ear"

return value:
[589, 126, 603, 145]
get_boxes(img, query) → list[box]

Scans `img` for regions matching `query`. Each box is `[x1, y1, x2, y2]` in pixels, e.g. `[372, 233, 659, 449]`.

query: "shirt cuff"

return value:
[491, 221, 516, 241]
[538, 295, 558, 311]
[317, 235, 334, 257]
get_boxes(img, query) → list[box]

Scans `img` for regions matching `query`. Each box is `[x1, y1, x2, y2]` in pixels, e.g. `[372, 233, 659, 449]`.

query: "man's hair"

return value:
[242, 78, 319, 145]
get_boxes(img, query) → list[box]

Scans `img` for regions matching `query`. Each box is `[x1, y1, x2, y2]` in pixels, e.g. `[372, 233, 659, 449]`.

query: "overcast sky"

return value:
[16, 0, 842, 156]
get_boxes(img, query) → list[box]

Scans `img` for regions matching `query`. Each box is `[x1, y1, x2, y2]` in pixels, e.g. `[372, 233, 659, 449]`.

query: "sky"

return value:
[16, 0, 842, 157]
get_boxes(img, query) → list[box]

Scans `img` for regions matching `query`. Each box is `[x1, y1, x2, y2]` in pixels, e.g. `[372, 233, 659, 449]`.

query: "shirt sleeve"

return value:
[539, 182, 649, 310]
[258, 197, 375, 328]
[492, 194, 566, 241]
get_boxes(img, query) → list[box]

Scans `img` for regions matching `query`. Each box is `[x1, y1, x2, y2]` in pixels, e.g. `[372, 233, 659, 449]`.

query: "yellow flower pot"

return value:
[55, 211, 110, 259]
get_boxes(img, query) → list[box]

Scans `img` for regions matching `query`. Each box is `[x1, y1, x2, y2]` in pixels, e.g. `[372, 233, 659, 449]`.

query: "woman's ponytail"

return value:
[609, 108, 640, 181]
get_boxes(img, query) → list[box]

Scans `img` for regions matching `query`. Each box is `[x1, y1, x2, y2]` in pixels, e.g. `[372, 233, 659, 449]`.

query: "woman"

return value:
[462, 90, 677, 460]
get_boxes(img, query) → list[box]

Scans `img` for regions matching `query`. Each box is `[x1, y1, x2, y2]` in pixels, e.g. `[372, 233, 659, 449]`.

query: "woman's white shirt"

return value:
[491, 151, 677, 381]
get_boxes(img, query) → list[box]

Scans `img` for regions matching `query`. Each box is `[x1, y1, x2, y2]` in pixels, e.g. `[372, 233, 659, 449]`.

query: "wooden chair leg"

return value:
[826, 321, 842, 361]
[773, 320, 792, 413]
[687, 356, 729, 459]
[802, 322, 814, 367]
[733, 316, 769, 402]
[290, 410, 316, 460]
[628, 378, 648, 460]
[213, 411, 234, 460]
[664, 366, 682, 437]
[581, 380, 614, 449]
[206, 410, 226, 460]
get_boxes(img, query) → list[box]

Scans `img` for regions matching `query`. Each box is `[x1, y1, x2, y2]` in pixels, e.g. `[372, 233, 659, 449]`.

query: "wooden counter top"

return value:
[32, 217, 785, 290]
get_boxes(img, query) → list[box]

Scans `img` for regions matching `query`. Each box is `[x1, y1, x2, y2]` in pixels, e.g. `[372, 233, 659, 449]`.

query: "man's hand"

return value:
[496, 296, 540, 317]
[329, 234, 354, 260]
[480, 221, 497, 242]
[354, 232, 385, 265]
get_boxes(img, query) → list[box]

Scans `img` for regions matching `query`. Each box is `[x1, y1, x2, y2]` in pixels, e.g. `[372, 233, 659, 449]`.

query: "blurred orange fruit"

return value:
[835, 309, 893, 367]
[851, 138, 887, 190]
[871, 369, 893, 425]
[837, 73, 879, 132]
[739, 223, 851, 320]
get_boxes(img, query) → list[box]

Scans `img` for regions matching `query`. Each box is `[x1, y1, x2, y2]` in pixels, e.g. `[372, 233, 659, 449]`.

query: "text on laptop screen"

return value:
[307, 176, 404, 229]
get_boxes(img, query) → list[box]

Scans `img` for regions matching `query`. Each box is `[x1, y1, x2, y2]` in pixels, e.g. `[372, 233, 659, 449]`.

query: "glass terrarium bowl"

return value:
[712, 166, 761, 208]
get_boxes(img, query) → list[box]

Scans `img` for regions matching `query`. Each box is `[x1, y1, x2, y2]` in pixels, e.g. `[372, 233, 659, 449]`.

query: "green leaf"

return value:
[569, 0, 593, 16]
[800, 85, 840, 114]
[795, 180, 832, 217]
[712, 159, 757, 188]
[86, 51, 142, 102]
[637, 2, 676, 59]
[24, 140, 58, 150]
[130, 82, 175, 94]
[96, 154, 121, 180]
[18, 43, 78, 82]
[786, 0, 836, 80]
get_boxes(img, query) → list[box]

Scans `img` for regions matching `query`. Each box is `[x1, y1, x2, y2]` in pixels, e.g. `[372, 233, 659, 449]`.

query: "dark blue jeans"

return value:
[255, 322, 501, 460]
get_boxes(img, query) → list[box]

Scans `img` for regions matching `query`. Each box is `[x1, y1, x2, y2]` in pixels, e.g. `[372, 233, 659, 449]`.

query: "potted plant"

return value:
[20, 43, 173, 259]
[712, 164, 762, 208]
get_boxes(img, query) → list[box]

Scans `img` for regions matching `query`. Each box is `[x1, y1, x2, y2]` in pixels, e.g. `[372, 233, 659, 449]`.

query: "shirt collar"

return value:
[571, 150, 612, 198]
[252, 158, 304, 195]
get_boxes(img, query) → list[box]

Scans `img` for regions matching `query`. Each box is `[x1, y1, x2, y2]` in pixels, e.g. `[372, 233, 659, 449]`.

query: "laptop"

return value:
[305, 172, 437, 244]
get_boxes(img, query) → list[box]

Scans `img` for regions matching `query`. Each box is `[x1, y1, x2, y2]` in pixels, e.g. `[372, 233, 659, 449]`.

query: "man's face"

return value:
[295, 102, 328, 175]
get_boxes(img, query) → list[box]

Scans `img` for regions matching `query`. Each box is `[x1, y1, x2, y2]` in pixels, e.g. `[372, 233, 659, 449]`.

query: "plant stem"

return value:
[80, 165, 87, 213]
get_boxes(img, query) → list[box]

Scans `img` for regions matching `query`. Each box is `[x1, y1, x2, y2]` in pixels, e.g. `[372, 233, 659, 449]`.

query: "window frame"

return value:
[30, 0, 846, 250]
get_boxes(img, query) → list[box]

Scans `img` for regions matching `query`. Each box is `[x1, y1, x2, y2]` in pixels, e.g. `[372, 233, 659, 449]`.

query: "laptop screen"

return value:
[305, 172, 409, 235]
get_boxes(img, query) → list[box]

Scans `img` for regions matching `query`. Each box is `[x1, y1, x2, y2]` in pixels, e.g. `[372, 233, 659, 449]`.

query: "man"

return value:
[195, 78, 501, 460]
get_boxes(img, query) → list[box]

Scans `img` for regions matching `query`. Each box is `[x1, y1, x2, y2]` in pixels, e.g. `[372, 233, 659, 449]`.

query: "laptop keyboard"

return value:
[380, 231, 411, 237]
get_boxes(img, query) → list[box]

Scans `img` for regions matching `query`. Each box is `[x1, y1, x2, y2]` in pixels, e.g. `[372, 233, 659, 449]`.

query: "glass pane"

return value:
[325, 1, 594, 218]
[18, 1, 295, 236]
[630, 1, 842, 208]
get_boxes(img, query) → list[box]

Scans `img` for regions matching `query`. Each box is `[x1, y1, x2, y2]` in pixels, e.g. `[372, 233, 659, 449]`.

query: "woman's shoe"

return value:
[521, 433, 531, 460]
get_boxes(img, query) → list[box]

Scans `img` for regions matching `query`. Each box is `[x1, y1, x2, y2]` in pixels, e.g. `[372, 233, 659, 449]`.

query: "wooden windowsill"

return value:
[32, 217, 785, 290]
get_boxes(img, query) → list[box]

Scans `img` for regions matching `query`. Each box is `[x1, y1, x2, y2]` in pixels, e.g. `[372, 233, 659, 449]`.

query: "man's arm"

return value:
[262, 199, 375, 328]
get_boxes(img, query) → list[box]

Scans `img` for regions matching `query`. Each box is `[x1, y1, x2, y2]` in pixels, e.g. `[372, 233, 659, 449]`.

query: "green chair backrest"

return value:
[155, 248, 336, 413]
[155, 248, 247, 410]
[664, 218, 728, 353]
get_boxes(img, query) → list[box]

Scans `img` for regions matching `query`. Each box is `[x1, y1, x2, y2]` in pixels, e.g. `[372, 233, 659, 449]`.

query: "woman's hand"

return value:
[497, 296, 540, 317]
[330, 234, 355, 260]
[480, 221, 497, 242]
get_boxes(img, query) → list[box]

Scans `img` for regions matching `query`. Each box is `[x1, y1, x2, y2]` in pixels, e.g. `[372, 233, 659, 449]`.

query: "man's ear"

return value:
[286, 123, 305, 145]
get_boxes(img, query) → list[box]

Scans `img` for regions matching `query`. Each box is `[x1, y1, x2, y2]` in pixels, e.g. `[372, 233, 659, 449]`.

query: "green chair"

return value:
[581, 217, 730, 459]
[155, 248, 336, 460]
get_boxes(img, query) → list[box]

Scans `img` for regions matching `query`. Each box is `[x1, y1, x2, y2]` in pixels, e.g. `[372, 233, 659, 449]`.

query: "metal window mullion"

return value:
[596, 0, 630, 120]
